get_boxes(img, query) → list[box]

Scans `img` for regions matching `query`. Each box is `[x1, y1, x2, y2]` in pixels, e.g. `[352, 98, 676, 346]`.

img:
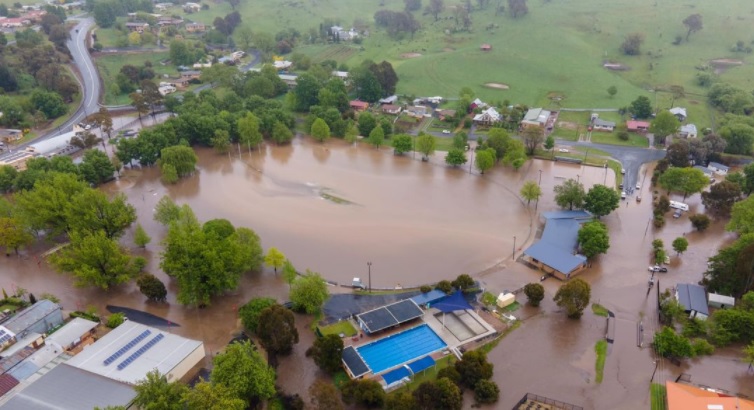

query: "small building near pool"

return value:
[522, 211, 593, 280]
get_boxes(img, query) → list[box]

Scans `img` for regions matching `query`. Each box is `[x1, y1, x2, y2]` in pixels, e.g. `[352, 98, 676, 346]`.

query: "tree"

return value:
[524, 282, 545, 306]
[742, 163, 754, 195]
[256, 304, 299, 359]
[584, 184, 620, 218]
[682, 14, 703, 41]
[652, 239, 667, 265]
[666, 140, 691, 167]
[385, 390, 416, 410]
[181, 381, 246, 410]
[578, 221, 610, 260]
[653, 326, 693, 358]
[607, 86, 617, 98]
[522, 126, 544, 155]
[392, 134, 413, 155]
[264, 247, 286, 272]
[289, 271, 329, 314]
[658, 167, 709, 199]
[416, 133, 436, 161]
[93, 2, 116, 28]
[454, 350, 493, 388]
[310, 118, 330, 143]
[133, 370, 188, 410]
[272, 121, 294, 145]
[474, 379, 500, 405]
[30, 89, 67, 119]
[702, 180, 741, 217]
[672, 237, 689, 256]
[357, 112, 377, 137]
[650, 111, 681, 142]
[367, 125, 384, 148]
[309, 380, 344, 410]
[520, 181, 542, 205]
[239, 297, 277, 333]
[282, 259, 298, 289]
[690, 213, 711, 232]
[154, 196, 181, 226]
[554, 179, 586, 210]
[728, 196, 754, 234]
[133, 223, 152, 248]
[445, 148, 467, 167]
[159, 146, 197, 178]
[107, 312, 126, 328]
[744, 341, 754, 370]
[426, 0, 444, 21]
[211, 129, 231, 154]
[211, 341, 276, 405]
[508, 0, 528, 18]
[413, 378, 462, 410]
[341, 379, 386, 408]
[237, 112, 263, 151]
[307, 334, 344, 373]
[630, 95, 652, 118]
[554, 278, 591, 319]
[14, 172, 88, 236]
[475, 149, 495, 174]
[137, 273, 167, 302]
[543, 135, 555, 156]
[621, 32, 645, 56]
[0, 216, 33, 256]
[50, 231, 140, 289]
[404, 0, 421, 11]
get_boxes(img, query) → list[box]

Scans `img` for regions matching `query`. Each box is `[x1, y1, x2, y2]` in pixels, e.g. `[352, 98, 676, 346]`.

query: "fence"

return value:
[513, 393, 584, 410]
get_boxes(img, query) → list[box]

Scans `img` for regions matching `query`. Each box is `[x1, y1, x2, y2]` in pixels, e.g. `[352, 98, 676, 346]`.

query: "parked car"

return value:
[442, 130, 451, 134]
[619, 183, 623, 189]
[621, 191, 626, 199]
[621, 168, 626, 174]
[648, 265, 668, 273]
[673, 209, 682, 219]
[558, 148, 569, 153]
[636, 183, 641, 189]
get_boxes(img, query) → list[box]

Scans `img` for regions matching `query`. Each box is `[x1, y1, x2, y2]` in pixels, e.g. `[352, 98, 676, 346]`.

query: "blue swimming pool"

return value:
[357, 324, 446, 374]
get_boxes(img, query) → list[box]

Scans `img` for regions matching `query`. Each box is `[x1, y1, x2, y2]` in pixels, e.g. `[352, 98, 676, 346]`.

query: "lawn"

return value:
[95, 52, 175, 105]
[592, 303, 609, 317]
[550, 127, 580, 141]
[651, 383, 667, 410]
[590, 131, 650, 148]
[594, 339, 607, 383]
[318, 320, 357, 337]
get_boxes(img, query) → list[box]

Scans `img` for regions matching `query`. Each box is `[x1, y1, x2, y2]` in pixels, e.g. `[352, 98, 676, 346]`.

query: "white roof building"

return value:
[669, 107, 687, 119]
[65, 321, 205, 385]
[522, 108, 552, 127]
[680, 123, 697, 138]
[273, 60, 293, 70]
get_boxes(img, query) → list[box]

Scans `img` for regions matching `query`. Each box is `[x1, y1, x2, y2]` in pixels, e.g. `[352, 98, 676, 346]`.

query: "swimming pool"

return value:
[357, 324, 447, 374]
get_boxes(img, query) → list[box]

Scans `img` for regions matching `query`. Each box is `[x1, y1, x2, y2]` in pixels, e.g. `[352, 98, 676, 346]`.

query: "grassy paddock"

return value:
[319, 320, 357, 337]
[651, 383, 667, 410]
[595, 339, 607, 383]
[95, 52, 174, 104]
[590, 131, 649, 147]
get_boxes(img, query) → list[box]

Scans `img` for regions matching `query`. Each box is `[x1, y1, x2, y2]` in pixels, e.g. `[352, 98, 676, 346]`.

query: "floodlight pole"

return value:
[512, 236, 516, 259]
[367, 261, 372, 293]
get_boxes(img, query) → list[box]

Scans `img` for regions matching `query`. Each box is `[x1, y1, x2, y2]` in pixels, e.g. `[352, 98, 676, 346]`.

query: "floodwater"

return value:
[1, 134, 750, 408]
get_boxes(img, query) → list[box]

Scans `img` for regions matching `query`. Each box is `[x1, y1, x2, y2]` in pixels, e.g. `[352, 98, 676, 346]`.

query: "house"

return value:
[44, 317, 98, 353]
[665, 381, 754, 410]
[669, 107, 687, 122]
[158, 85, 177, 96]
[349, 100, 370, 112]
[707, 162, 729, 176]
[125, 22, 149, 33]
[330, 25, 359, 40]
[3, 300, 63, 338]
[180, 70, 201, 81]
[679, 123, 697, 139]
[521, 108, 552, 129]
[0, 129, 22, 143]
[279, 74, 298, 88]
[157, 17, 183, 28]
[331, 70, 349, 81]
[154, 2, 174, 11]
[273, 60, 293, 70]
[480, 43, 492, 51]
[676, 283, 709, 320]
[378, 95, 398, 105]
[381, 104, 401, 115]
[708, 293, 735, 309]
[693, 165, 713, 177]
[183, 2, 201, 12]
[0, 18, 31, 28]
[184, 22, 205, 32]
[473, 107, 502, 125]
[470, 98, 487, 110]
[406, 105, 429, 117]
[522, 211, 592, 280]
[19, 10, 46, 23]
[626, 120, 650, 133]
[0, 326, 15, 350]
[436, 109, 457, 121]
[592, 118, 615, 132]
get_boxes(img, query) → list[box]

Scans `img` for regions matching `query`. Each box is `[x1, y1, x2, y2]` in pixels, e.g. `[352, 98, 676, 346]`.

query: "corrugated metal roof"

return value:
[410, 290, 447, 306]
[677, 284, 709, 316]
[523, 242, 587, 274]
[0, 374, 19, 398]
[3, 301, 61, 335]
[45, 318, 97, 348]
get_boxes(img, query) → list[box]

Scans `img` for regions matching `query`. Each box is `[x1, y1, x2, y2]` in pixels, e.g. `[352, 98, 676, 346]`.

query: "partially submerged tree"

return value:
[554, 278, 591, 319]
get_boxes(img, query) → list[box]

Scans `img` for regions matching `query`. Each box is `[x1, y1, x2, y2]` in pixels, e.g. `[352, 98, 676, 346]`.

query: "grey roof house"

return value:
[2, 301, 63, 338]
[676, 284, 709, 319]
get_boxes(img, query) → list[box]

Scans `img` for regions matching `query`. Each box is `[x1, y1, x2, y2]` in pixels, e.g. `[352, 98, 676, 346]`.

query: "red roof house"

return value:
[626, 120, 650, 132]
[480, 44, 492, 51]
[350, 100, 369, 111]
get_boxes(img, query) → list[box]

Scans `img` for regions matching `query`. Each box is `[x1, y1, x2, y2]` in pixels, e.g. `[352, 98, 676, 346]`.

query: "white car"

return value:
[636, 183, 641, 189]
[621, 168, 626, 174]
[558, 148, 569, 153]
[442, 130, 451, 134]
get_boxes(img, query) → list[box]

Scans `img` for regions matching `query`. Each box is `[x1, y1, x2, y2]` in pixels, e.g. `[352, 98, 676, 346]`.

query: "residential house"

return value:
[669, 107, 687, 122]
[180, 70, 201, 81]
[592, 118, 615, 132]
[381, 104, 401, 115]
[349, 100, 369, 112]
[125, 22, 149, 33]
[44, 318, 98, 353]
[626, 120, 650, 133]
[20, 10, 46, 23]
[676, 283, 709, 320]
[331, 70, 349, 82]
[154, 2, 174, 11]
[330, 25, 358, 40]
[470, 98, 487, 110]
[521, 108, 551, 129]
[522, 211, 592, 280]
[665, 381, 754, 410]
[707, 162, 729, 176]
[693, 165, 713, 177]
[378, 95, 398, 105]
[473, 107, 502, 125]
[679, 124, 697, 138]
[406, 105, 429, 117]
[0, 18, 30, 28]
[279, 74, 298, 88]
[0, 326, 15, 350]
[0, 129, 22, 143]
[183, 2, 201, 12]
[1, 300, 63, 346]
[480, 43, 492, 51]
[158, 85, 177, 96]
[273, 60, 293, 70]
[157, 16, 183, 29]
[436, 109, 456, 121]
[184, 22, 206, 33]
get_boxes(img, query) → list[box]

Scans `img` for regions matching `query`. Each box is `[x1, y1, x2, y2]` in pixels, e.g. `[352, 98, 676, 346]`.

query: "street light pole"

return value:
[367, 261, 372, 293]
[512, 236, 516, 259]
[538, 169, 543, 186]
[604, 162, 608, 185]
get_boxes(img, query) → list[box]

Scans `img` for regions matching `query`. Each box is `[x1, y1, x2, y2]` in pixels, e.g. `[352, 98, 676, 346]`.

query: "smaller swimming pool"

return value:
[357, 324, 446, 374]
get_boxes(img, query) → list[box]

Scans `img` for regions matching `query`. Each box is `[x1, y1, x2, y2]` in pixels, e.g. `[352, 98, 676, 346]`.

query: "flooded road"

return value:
[2, 133, 750, 407]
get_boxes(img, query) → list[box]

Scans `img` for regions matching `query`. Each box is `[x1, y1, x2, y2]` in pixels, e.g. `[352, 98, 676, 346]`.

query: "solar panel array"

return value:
[103, 330, 152, 366]
[117, 333, 164, 371]
[0, 328, 12, 345]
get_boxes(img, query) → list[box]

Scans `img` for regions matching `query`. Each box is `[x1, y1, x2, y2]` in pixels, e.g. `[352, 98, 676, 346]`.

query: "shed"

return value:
[708, 293, 735, 309]
[480, 44, 492, 51]
[45, 317, 98, 352]
[3, 301, 63, 338]
[496, 293, 515, 308]
[679, 124, 697, 138]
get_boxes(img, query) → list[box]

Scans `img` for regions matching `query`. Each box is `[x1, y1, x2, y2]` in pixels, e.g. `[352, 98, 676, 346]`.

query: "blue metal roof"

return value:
[410, 290, 447, 306]
[382, 366, 410, 385]
[407, 355, 435, 373]
[540, 218, 582, 252]
[523, 242, 587, 274]
[542, 210, 592, 220]
[677, 284, 709, 316]
[432, 291, 472, 313]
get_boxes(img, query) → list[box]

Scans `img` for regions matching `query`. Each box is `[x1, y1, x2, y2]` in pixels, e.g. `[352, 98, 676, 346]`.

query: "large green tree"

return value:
[256, 304, 299, 358]
[553, 278, 591, 318]
[682, 14, 703, 41]
[454, 350, 493, 389]
[79, 150, 115, 185]
[520, 180, 542, 205]
[0, 216, 33, 256]
[211, 341, 276, 405]
[392, 134, 413, 155]
[415, 132, 436, 161]
[653, 326, 693, 358]
[577, 221, 610, 260]
[584, 184, 620, 218]
[630, 95, 652, 118]
[133, 370, 188, 410]
[445, 148, 467, 167]
[307, 334, 344, 374]
[310, 117, 330, 142]
[289, 271, 329, 314]
[15, 172, 88, 235]
[264, 247, 286, 272]
[367, 125, 384, 148]
[66, 190, 136, 239]
[658, 167, 709, 199]
[524, 282, 545, 306]
[180, 381, 246, 410]
[650, 110, 681, 142]
[672, 237, 689, 256]
[50, 231, 140, 289]
[237, 112, 263, 151]
[413, 378, 462, 410]
[702, 180, 741, 217]
[136, 273, 167, 302]
[239, 297, 277, 333]
[554, 179, 586, 210]
[475, 149, 495, 174]
[728, 196, 754, 234]
[703, 234, 754, 297]
[159, 146, 197, 179]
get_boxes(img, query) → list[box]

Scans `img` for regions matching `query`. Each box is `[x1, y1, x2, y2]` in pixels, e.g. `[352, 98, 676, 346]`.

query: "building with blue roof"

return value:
[522, 210, 592, 280]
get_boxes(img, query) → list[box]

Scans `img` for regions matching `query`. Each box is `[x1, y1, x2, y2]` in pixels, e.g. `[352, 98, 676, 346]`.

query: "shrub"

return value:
[136, 273, 167, 302]
[653, 212, 666, 228]
[437, 366, 462, 387]
[474, 379, 500, 404]
[341, 379, 385, 408]
[655, 195, 670, 214]
[71, 310, 100, 322]
[524, 283, 544, 307]
[691, 338, 715, 356]
[435, 280, 453, 294]
[419, 285, 432, 293]
[106, 312, 126, 328]
[690, 214, 711, 231]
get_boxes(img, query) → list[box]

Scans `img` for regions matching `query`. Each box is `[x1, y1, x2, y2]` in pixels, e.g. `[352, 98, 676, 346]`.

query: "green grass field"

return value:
[595, 339, 607, 383]
[95, 52, 174, 104]
[318, 320, 357, 337]
[590, 131, 650, 148]
[651, 383, 667, 410]
[592, 303, 609, 317]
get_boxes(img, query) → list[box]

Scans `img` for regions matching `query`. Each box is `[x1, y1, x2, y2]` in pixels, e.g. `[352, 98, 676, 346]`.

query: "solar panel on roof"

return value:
[103, 329, 152, 366]
[116, 333, 164, 370]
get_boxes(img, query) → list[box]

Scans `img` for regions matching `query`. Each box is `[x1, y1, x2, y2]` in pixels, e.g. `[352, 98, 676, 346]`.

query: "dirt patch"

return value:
[710, 58, 744, 74]
[443, 47, 455, 52]
[603, 62, 630, 71]
[484, 82, 510, 90]
[400, 52, 422, 59]
[557, 121, 579, 130]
